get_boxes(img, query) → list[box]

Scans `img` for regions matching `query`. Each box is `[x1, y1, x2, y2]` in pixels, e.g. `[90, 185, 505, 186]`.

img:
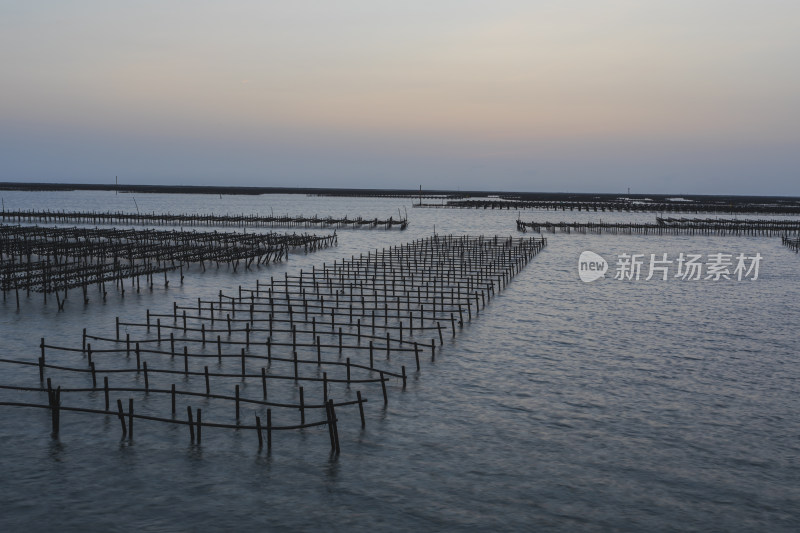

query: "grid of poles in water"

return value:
[0, 235, 547, 453]
[517, 217, 800, 236]
[783, 236, 800, 253]
[0, 224, 336, 308]
[416, 198, 800, 214]
[0, 209, 409, 230]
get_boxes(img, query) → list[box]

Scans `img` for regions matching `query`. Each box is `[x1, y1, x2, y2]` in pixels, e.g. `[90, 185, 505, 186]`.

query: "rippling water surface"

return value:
[1, 191, 798, 531]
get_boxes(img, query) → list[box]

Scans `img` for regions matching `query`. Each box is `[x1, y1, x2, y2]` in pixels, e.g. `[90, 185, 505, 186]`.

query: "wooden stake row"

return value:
[517, 218, 800, 236]
[0, 224, 335, 308]
[0, 209, 408, 230]
[417, 198, 800, 215]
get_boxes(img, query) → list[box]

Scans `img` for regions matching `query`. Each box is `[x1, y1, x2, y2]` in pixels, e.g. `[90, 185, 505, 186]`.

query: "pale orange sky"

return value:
[1, 1, 798, 193]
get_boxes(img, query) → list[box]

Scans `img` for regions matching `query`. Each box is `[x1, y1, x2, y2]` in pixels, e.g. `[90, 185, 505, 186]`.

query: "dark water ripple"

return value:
[0, 191, 798, 531]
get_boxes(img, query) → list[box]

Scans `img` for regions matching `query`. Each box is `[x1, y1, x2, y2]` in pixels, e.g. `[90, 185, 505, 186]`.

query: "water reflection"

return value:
[0, 191, 798, 531]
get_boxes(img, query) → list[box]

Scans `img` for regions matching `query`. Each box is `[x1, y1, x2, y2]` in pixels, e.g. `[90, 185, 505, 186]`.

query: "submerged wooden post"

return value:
[49, 385, 61, 437]
[325, 400, 336, 451]
[380, 371, 388, 405]
[235, 385, 240, 420]
[357, 390, 365, 428]
[267, 409, 272, 450]
[328, 400, 340, 453]
[256, 414, 263, 448]
[116, 399, 127, 438]
[299, 386, 305, 425]
[187, 406, 195, 442]
[128, 398, 134, 439]
[196, 408, 202, 445]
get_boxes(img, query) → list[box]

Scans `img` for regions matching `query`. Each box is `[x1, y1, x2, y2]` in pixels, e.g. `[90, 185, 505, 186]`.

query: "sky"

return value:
[1, 1, 799, 194]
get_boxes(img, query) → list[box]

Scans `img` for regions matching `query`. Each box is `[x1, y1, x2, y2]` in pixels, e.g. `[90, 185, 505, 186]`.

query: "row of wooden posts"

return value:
[0, 234, 547, 453]
[0, 209, 408, 230]
[417, 199, 800, 215]
[0, 224, 336, 309]
[516, 218, 800, 236]
[783, 236, 800, 253]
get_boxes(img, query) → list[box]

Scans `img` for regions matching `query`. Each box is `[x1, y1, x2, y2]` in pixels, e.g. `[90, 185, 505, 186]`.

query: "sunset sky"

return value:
[1, 1, 799, 194]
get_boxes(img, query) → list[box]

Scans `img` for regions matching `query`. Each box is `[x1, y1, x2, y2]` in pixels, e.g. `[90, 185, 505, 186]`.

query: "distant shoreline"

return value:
[0, 181, 798, 204]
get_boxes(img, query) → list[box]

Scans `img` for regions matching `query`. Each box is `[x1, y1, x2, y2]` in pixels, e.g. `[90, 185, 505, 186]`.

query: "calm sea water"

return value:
[1, 191, 798, 532]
